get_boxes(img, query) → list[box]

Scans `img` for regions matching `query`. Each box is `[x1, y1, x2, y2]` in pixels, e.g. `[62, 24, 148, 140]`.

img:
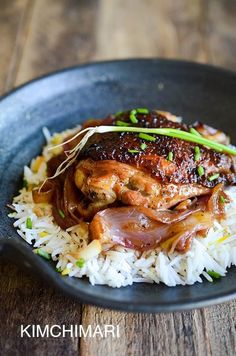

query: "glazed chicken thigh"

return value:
[36, 110, 235, 253]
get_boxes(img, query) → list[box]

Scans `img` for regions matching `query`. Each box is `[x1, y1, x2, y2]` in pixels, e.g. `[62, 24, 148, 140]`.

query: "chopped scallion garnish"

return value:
[128, 149, 140, 153]
[58, 209, 65, 218]
[197, 166, 205, 177]
[194, 146, 201, 161]
[208, 173, 220, 182]
[140, 143, 147, 150]
[190, 127, 202, 137]
[207, 270, 221, 279]
[26, 217, 32, 229]
[36, 248, 51, 260]
[139, 133, 156, 142]
[220, 195, 225, 204]
[136, 108, 149, 114]
[76, 258, 85, 268]
[116, 120, 131, 127]
[130, 110, 138, 124]
[167, 152, 173, 161]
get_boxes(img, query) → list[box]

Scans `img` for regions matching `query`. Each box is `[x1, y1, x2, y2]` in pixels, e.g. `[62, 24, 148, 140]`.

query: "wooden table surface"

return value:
[1, 1, 236, 355]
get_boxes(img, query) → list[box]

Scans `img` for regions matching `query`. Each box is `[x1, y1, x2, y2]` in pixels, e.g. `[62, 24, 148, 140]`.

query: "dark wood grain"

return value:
[0, 0, 236, 355]
[206, 0, 236, 70]
[79, 304, 236, 356]
[0, 261, 81, 355]
[15, 0, 98, 85]
[0, 0, 30, 93]
[94, 0, 210, 61]
[0, 0, 98, 354]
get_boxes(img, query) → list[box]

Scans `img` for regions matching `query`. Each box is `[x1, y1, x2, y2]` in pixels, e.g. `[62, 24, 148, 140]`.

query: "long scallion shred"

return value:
[109, 126, 236, 155]
[51, 125, 236, 157]
[47, 124, 236, 181]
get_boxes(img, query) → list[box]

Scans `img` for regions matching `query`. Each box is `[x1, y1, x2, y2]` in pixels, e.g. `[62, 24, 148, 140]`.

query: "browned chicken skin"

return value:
[79, 111, 236, 188]
[71, 110, 235, 218]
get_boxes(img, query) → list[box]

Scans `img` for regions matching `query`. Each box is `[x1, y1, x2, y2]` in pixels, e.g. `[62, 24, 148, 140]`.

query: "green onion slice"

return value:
[115, 120, 131, 127]
[139, 133, 156, 142]
[207, 270, 222, 279]
[197, 166, 205, 177]
[58, 209, 65, 218]
[76, 258, 85, 268]
[136, 108, 149, 114]
[130, 110, 138, 124]
[26, 217, 32, 229]
[140, 143, 147, 150]
[128, 149, 140, 153]
[167, 152, 173, 161]
[36, 248, 51, 260]
[220, 195, 225, 204]
[208, 173, 220, 182]
[194, 146, 201, 161]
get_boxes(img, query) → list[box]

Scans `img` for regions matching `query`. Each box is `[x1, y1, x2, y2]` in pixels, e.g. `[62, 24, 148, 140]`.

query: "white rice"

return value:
[8, 127, 236, 288]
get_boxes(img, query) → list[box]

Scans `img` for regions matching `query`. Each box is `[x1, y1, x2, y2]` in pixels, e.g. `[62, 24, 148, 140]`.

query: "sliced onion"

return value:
[90, 206, 213, 253]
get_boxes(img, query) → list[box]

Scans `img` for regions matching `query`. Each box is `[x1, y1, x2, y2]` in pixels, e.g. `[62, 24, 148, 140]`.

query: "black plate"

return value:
[1, 59, 236, 313]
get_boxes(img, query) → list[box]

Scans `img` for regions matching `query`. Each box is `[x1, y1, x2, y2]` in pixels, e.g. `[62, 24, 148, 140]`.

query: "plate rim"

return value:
[1, 58, 236, 313]
[1, 58, 236, 104]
